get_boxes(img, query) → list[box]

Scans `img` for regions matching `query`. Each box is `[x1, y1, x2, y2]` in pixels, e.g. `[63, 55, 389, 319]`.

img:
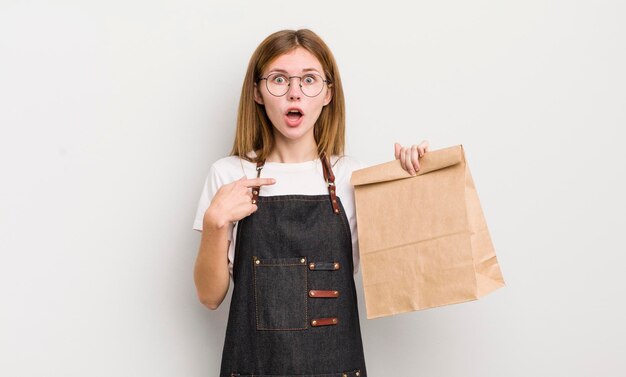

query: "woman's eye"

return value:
[303, 75, 316, 85]
[273, 75, 287, 84]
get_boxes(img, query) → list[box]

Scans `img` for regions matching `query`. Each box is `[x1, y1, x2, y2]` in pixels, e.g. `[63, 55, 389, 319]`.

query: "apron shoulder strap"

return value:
[251, 159, 265, 205]
[321, 153, 340, 215]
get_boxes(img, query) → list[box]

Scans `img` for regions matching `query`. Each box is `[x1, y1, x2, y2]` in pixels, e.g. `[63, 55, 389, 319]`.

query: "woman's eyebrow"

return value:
[267, 68, 322, 74]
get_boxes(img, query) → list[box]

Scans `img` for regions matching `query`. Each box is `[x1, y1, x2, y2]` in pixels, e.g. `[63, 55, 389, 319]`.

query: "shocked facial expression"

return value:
[254, 47, 332, 145]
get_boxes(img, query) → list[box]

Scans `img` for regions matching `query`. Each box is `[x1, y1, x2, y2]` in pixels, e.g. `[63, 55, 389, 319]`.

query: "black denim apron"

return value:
[219, 155, 367, 377]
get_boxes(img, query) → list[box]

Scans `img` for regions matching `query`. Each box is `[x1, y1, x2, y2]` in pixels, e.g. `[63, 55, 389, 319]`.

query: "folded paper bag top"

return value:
[350, 144, 505, 319]
[351, 144, 464, 186]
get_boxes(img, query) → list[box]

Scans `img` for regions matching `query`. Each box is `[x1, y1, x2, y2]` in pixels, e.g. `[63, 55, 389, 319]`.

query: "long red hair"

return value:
[230, 29, 346, 162]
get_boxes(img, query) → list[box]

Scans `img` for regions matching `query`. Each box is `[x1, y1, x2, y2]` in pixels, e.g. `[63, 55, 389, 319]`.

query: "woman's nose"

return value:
[287, 81, 301, 100]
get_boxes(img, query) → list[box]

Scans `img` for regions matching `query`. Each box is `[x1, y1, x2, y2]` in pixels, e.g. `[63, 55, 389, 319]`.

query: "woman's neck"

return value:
[266, 138, 318, 163]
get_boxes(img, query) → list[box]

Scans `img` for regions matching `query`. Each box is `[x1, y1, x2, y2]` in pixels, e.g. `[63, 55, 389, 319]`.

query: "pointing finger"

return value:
[242, 178, 276, 188]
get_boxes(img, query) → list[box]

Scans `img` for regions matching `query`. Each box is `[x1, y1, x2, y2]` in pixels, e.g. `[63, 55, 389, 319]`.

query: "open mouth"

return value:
[286, 109, 303, 121]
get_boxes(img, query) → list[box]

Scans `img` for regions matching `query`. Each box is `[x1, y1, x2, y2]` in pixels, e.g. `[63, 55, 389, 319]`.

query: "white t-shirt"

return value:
[193, 154, 366, 276]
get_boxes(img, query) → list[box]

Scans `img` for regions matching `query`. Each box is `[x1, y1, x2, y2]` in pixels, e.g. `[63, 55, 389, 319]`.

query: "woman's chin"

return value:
[274, 123, 315, 142]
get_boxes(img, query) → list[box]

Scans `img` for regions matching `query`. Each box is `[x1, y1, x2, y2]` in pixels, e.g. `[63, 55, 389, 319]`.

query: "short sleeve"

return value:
[192, 164, 235, 239]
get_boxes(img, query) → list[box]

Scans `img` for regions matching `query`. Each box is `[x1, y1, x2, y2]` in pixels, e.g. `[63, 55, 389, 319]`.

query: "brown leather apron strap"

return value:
[309, 289, 340, 298]
[310, 317, 338, 327]
[320, 153, 340, 215]
[251, 160, 264, 205]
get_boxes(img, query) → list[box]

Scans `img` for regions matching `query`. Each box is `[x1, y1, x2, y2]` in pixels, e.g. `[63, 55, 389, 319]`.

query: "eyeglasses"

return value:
[258, 73, 330, 97]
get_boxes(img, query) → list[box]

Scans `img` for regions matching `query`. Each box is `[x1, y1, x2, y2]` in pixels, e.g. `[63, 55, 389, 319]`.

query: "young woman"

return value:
[193, 29, 429, 377]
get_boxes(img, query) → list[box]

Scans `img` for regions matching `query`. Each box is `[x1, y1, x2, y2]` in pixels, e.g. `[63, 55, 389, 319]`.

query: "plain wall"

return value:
[1, 0, 624, 376]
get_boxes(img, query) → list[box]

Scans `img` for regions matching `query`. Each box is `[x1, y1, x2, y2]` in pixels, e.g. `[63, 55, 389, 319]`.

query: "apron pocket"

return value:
[253, 256, 308, 330]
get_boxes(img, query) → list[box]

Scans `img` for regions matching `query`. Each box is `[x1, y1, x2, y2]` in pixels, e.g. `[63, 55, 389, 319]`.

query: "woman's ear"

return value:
[323, 84, 333, 106]
[254, 83, 264, 105]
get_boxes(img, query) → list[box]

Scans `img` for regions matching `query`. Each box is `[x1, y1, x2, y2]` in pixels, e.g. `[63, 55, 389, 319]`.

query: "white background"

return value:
[1, 1, 624, 376]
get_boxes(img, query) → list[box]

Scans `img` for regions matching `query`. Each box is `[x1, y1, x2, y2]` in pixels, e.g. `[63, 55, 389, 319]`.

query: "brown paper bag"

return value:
[351, 145, 505, 319]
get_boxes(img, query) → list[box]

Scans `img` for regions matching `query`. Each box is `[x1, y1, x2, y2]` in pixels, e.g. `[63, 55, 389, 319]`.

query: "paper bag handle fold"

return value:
[350, 144, 465, 186]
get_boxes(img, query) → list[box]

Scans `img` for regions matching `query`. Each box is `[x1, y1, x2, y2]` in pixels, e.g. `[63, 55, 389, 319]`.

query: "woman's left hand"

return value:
[394, 140, 430, 176]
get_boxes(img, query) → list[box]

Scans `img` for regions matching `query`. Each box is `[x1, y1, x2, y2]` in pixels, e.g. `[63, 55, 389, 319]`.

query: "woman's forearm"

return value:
[193, 210, 231, 310]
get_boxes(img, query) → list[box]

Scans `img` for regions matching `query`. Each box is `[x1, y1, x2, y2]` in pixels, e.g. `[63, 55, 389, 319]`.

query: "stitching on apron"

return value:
[231, 370, 361, 377]
[257, 197, 331, 202]
[253, 257, 308, 331]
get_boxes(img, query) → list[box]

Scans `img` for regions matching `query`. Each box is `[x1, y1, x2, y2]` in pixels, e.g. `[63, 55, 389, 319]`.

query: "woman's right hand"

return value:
[203, 177, 276, 229]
